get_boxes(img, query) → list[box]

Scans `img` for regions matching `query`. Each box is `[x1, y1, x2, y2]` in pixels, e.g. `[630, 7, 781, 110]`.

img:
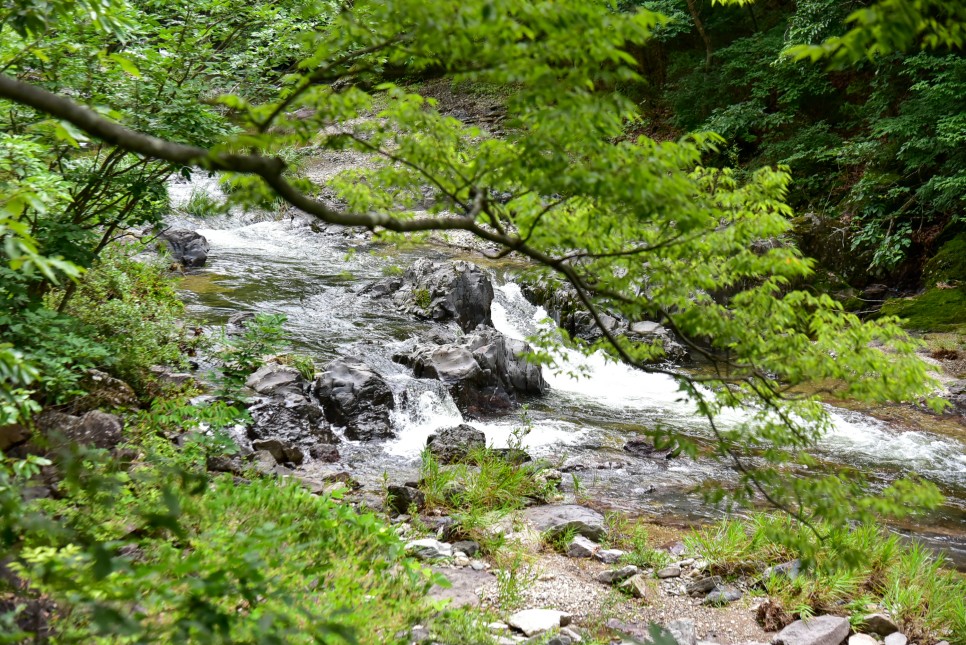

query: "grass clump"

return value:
[685, 514, 966, 643]
[181, 187, 223, 217]
[603, 513, 673, 569]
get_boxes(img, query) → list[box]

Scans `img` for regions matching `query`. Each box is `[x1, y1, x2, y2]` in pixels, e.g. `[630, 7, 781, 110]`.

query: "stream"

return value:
[167, 176, 966, 569]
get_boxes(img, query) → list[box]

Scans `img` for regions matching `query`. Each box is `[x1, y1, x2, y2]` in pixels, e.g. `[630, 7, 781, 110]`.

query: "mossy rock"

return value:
[879, 286, 966, 332]
[923, 232, 966, 286]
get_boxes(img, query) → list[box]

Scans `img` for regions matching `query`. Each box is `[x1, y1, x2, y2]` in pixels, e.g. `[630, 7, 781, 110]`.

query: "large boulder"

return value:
[37, 410, 124, 451]
[70, 369, 139, 413]
[522, 504, 607, 541]
[158, 228, 209, 268]
[394, 326, 547, 417]
[365, 259, 494, 332]
[245, 362, 306, 396]
[247, 392, 339, 455]
[426, 424, 486, 464]
[313, 358, 395, 440]
[772, 616, 851, 645]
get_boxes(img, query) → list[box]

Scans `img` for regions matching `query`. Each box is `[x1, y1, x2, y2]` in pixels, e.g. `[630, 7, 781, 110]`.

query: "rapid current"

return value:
[167, 176, 966, 568]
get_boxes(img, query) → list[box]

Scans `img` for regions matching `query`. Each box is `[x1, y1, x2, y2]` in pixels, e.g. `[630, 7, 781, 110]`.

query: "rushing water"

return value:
[168, 177, 966, 567]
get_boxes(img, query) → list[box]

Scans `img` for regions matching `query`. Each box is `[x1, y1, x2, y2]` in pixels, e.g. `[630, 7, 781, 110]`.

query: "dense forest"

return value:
[1, 0, 964, 643]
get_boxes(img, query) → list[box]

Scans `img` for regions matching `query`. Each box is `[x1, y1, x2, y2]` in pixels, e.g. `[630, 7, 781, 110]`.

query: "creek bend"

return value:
[168, 176, 966, 568]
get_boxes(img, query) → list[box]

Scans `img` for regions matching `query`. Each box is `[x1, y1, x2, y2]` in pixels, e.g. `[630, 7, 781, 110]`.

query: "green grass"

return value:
[879, 286, 966, 332]
[684, 514, 966, 643]
[602, 513, 673, 569]
[181, 187, 222, 217]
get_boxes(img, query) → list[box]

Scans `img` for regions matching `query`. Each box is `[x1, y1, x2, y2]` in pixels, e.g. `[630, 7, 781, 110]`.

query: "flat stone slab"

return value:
[428, 567, 494, 609]
[773, 616, 850, 645]
[522, 504, 606, 541]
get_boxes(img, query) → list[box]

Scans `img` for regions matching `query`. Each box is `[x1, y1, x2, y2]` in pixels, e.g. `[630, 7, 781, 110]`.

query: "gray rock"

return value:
[248, 393, 337, 448]
[703, 585, 742, 606]
[566, 535, 599, 558]
[523, 504, 607, 541]
[772, 615, 850, 645]
[657, 566, 682, 579]
[250, 450, 278, 476]
[405, 538, 452, 560]
[597, 565, 639, 584]
[619, 574, 659, 602]
[667, 619, 697, 645]
[313, 358, 395, 440]
[245, 362, 305, 396]
[251, 438, 304, 465]
[309, 443, 340, 462]
[594, 549, 625, 564]
[507, 609, 571, 637]
[426, 424, 486, 464]
[883, 634, 906, 645]
[387, 485, 425, 514]
[397, 259, 495, 332]
[38, 409, 123, 451]
[74, 369, 139, 412]
[686, 576, 721, 597]
[861, 614, 898, 637]
[427, 566, 493, 609]
[452, 540, 480, 557]
[848, 636, 877, 645]
[765, 559, 802, 581]
[159, 228, 209, 267]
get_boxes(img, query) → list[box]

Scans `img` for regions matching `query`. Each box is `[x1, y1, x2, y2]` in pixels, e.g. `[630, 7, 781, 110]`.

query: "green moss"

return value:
[879, 286, 966, 332]
[923, 232, 966, 286]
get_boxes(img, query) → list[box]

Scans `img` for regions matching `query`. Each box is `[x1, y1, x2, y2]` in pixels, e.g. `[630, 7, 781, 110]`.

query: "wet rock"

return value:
[508, 609, 572, 637]
[595, 549, 625, 564]
[597, 565, 638, 584]
[405, 539, 452, 560]
[226, 312, 256, 335]
[251, 438, 304, 466]
[623, 436, 676, 459]
[159, 228, 209, 267]
[428, 566, 493, 609]
[387, 485, 425, 514]
[309, 443, 340, 462]
[657, 566, 682, 579]
[248, 393, 337, 447]
[772, 615, 850, 645]
[666, 619, 697, 645]
[246, 362, 306, 396]
[626, 321, 688, 363]
[313, 358, 395, 440]
[861, 614, 898, 637]
[426, 424, 486, 464]
[523, 504, 607, 541]
[382, 258, 495, 332]
[703, 585, 742, 606]
[566, 535, 599, 558]
[945, 380, 966, 416]
[619, 574, 659, 603]
[395, 326, 547, 417]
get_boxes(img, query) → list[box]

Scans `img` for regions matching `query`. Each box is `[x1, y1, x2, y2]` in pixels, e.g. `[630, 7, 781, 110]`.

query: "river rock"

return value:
[309, 443, 340, 462]
[523, 504, 607, 541]
[251, 438, 303, 466]
[452, 540, 480, 557]
[883, 633, 907, 645]
[657, 565, 682, 579]
[37, 409, 124, 451]
[597, 565, 638, 584]
[428, 566, 493, 609]
[405, 539, 453, 560]
[0, 424, 29, 451]
[848, 636, 877, 645]
[159, 228, 209, 267]
[764, 559, 802, 582]
[426, 424, 486, 464]
[402, 259, 494, 331]
[566, 535, 599, 558]
[703, 585, 742, 606]
[772, 615, 850, 645]
[508, 609, 572, 637]
[620, 574, 659, 603]
[313, 358, 395, 440]
[387, 485, 425, 514]
[595, 549, 625, 564]
[860, 613, 898, 636]
[248, 392, 337, 448]
[70, 369, 139, 412]
[395, 326, 547, 417]
[246, 362, 306, 396]
[945, 379, 966, 416]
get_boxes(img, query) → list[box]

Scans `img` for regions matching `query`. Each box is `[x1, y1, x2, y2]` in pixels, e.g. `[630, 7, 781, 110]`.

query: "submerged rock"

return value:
[159, 228, 209, 267]
[313, 358, 395, 440]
